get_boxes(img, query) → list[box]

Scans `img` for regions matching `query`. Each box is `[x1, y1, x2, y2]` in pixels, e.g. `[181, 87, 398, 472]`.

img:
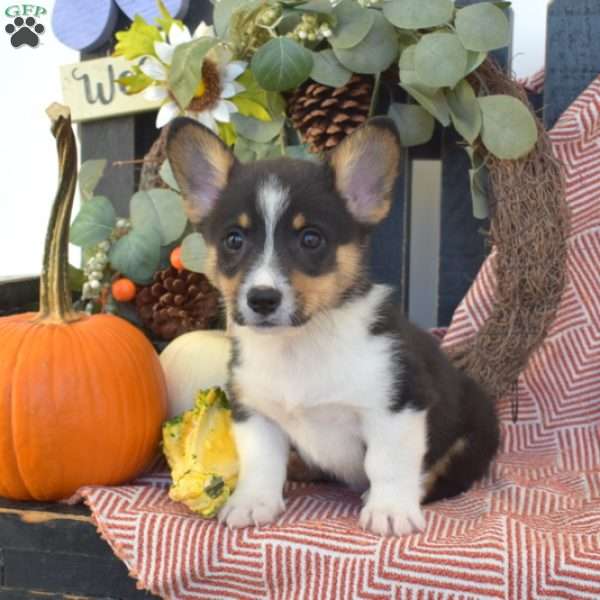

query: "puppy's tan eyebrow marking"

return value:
[292, 213, 306, 230]
[237, 212, 251, 229]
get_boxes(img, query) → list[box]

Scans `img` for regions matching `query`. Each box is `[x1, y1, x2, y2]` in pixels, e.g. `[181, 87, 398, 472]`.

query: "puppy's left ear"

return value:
[166, 117, 237, 224]
[329, 117, 401, 225]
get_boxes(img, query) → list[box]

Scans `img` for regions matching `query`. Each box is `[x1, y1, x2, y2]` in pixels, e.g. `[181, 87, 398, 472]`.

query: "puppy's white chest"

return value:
[233, 287, 395, 487]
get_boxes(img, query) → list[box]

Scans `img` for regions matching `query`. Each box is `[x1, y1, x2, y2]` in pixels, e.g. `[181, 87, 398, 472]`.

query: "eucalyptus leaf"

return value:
[251, 37, 313, 91]
[465, 50, 487, 75]
[70, 196, 116, 247]
[214, 0, 248, 37]
[383, 0, 453, 29]
[469, 166, 490, 219]
[329, 1, 374, 50]
[234, 136, 283, 162]
[333, 12, 398, 74]
[79, 159, 106, 202]
[109, 227, 161, 283]
[180, 232, 208, 273]
[414, 32, 468, 89]
[130, 189, 187, 246]
[310, 49, 352, 87]
[295, 0, 334, 14]
[231, 114, 285, 143]
[286, 144, 320, 161]
[159, 160, 180, 191]
[446, 80, 482, 144]
[388, 103, 435, 147]
[400, 84, 451, 126]
[169, 37, 218, 109]
[478, 95, 537, 159]
[493, 1, 512, 9]
[455, 4, 510, 52]
[399, 45, 440, 94]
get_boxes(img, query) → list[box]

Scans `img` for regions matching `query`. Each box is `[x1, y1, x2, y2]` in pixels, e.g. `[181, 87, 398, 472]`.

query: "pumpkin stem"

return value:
[37, 104, 81, 323]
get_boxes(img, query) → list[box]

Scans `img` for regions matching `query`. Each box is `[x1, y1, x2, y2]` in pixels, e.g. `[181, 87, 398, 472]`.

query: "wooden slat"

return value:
[369, 155, 412, 308]
[544, 0, 600, 129]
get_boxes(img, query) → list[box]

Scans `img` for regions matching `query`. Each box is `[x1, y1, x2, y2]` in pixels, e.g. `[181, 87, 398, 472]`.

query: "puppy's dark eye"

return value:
[224, 229, 245, 252]
[300, 228, 324, 250]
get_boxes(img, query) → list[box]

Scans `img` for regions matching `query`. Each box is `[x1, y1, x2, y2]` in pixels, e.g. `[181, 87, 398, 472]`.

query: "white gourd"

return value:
[160, 330, 231, 418]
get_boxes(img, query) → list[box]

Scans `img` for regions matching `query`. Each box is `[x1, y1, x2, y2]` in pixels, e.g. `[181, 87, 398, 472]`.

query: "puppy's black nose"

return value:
[247, 286, 282, 316]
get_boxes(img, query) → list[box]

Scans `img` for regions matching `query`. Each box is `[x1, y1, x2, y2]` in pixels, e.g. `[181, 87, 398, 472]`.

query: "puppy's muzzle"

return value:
[247, 286, 282, 316]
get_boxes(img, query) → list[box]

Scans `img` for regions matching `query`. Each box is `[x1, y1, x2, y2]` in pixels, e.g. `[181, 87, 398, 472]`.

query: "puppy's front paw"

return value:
[218, 491, 285, 528]
[359, 494, 425, 536]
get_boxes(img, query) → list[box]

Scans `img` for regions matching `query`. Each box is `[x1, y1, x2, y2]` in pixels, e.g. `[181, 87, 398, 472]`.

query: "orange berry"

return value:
[111, 278, 136, 302]
[170, 246, 184, 271]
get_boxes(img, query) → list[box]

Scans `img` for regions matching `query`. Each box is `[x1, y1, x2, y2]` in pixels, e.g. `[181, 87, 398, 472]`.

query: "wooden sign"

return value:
[60, 56, 162, 123]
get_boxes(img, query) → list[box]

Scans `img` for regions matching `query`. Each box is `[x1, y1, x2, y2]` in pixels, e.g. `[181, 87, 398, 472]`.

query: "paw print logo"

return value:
[5, 16, 45, 48]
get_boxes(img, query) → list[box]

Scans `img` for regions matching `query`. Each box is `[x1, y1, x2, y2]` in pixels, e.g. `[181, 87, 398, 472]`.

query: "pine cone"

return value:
[136, 267, 221, 340]
[287, 74, 373, 154]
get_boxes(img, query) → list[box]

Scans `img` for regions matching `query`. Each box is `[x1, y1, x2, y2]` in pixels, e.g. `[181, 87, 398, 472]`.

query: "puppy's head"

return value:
[166, 117, 401, 329]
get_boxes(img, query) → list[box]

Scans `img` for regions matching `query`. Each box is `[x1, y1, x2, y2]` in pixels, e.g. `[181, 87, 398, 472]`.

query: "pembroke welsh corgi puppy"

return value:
[166, 117, 500, 536]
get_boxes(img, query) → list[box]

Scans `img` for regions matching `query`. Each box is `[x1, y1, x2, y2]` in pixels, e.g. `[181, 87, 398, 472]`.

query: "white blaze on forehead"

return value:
[253, 175, 289, 286]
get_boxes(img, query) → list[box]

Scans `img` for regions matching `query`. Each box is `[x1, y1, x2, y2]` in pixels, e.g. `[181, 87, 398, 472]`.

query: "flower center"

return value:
[188, 59, 221, 113]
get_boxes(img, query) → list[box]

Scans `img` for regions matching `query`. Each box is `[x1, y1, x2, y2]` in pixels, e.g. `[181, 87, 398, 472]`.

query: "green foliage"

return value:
[383, 0, 453, 29]
[401, 83, 450, 126]
[455, 3, 510, 52]
[310, 49, 352, 87]
[180, 232, 208, 272]
[478, 95, 538, 159]
[109, 227, 161, 283]
[130, 189, 187, 245]
[70, 196, 116, 247]
[251, 38, 313, 91]
[230, 114, 285, 143]
[234, 136, 284, 162]
[285, 144, 319, 161]
[446, 80, 482, 144]
[114, 15, 161, 60]
[328, 2, 374, 50]
[414, 32, 467, 89]
[78, 159, 106, 202]
[333, 12, 398, 74]
[117, 64, 153, 94]
[214, 0, 249, 37]
[466, 147, 490, 219]
[388, 103, 435, 147]
[159, 160, 180, 191]
[68, 265, 85, 292]
[168, 37, 219, 109]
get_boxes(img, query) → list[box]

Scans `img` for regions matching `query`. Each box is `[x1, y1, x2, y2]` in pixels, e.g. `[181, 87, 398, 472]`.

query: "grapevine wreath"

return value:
[68, 0, 568, 399]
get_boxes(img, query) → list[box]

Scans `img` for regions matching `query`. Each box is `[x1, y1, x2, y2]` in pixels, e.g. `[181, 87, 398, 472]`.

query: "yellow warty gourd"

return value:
[162, 387, 239, 517]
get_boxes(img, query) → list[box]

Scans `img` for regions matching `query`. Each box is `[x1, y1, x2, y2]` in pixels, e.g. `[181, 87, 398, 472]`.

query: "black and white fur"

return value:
[167, 117, 500, 536]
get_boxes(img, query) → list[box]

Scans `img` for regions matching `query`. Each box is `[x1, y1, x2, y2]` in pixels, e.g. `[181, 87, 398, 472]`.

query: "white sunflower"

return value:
[140, 21, 247, 130]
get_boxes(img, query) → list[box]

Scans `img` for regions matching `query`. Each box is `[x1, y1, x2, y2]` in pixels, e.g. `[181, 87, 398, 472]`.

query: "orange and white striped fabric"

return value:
[79, 74, 600, 600]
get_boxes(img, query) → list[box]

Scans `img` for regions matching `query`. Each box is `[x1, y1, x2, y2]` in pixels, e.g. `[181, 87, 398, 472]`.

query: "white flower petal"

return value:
[144, 85, 168, 101]
[156, 101, 180, 128]
[193, 21, 215, 39]
[222, 61, 247, 82]
[169, 22, 191, 46]
[212, 100, 237, 123]
[196, 111, 217, 131]
[220, 82, 237, 99]
[139, 56, 167, 81]
[154, 41, 175, 65]
[232, 81, 245, 94]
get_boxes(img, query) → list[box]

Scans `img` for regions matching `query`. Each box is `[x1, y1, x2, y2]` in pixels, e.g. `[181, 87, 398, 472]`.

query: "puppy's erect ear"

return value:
[166, 117, 236, 224]
[329, 117, 401, 225]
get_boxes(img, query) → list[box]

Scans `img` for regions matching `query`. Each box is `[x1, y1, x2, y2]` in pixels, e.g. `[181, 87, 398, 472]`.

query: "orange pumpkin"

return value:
[0, 105, 167, 501]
